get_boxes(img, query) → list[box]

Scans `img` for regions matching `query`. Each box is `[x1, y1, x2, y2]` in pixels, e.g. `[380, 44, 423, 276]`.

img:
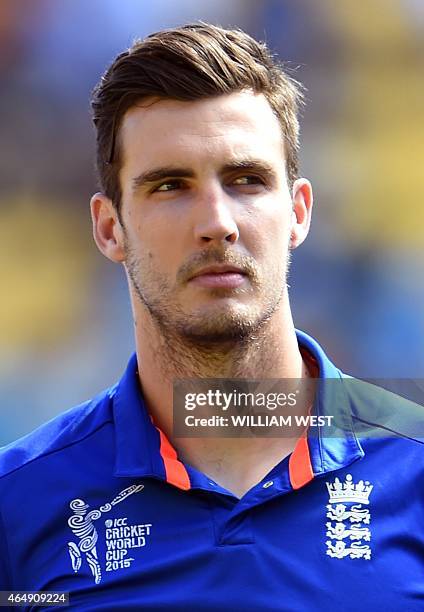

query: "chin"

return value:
[175, 309, 267, 345]
[180, 327, 251, 345]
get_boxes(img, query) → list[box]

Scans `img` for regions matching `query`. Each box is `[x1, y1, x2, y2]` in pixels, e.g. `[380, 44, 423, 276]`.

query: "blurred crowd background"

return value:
[1, 0, 423, 445]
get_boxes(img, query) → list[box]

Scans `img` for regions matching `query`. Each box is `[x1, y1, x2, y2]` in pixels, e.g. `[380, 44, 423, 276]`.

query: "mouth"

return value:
[189, 265, 248, 289]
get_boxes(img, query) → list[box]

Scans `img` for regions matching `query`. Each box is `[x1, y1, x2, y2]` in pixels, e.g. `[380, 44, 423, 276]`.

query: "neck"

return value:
[133, 293, 311, 498]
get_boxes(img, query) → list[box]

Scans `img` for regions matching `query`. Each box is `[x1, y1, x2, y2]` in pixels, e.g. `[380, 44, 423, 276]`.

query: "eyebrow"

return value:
[132, 167, 195, 192]
[131, 158, 278, 193]
[221, 159, 278, 183]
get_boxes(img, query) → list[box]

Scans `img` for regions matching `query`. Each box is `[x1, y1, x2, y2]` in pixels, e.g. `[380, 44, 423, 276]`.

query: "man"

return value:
[0, 23, 422, 611]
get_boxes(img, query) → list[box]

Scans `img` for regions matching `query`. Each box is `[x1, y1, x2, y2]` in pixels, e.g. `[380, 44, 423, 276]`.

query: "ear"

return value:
[90, 192, 126, 263]
[289, 178, 313, 249]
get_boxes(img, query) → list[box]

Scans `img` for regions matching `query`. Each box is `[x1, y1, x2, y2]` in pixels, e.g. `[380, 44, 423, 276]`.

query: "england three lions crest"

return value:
[325, 474, 373, 560]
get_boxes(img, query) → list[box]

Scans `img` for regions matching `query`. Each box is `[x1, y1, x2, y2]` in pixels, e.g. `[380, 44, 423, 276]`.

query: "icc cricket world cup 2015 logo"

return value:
[67, 484, 145, 584]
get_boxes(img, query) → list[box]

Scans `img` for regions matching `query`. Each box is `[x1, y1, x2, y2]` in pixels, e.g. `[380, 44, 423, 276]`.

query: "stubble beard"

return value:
[124, 240, 292, 350]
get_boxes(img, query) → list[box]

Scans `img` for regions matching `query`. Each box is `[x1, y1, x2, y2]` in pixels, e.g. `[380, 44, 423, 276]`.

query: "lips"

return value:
[190, 264, 246, 279]
[189, 265, 247, 289]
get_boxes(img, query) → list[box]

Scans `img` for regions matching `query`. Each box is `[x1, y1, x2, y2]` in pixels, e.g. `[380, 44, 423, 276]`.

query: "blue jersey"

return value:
[0, 330, 423, 610]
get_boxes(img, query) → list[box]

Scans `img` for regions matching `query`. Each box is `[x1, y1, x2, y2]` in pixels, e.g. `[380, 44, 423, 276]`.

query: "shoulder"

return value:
[0, 384, 117, 481]
[340, 373, 424, 445]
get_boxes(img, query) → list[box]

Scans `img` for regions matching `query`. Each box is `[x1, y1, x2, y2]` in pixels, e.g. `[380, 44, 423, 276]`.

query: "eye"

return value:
[232, 175, 265, 186]
[153, 180, 184, 193]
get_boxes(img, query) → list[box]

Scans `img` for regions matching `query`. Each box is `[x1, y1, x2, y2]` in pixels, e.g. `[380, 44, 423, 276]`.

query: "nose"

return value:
[193, 183, 239, 245]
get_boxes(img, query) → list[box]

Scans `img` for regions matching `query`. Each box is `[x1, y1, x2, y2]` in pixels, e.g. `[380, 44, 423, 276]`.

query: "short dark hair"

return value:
[91, 22, 304, 214]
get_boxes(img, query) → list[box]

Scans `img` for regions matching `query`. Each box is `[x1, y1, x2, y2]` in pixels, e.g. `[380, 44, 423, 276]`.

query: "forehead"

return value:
[119, 91, 285, 177]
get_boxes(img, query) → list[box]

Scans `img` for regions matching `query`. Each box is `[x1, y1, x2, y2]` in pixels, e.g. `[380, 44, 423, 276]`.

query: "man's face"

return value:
[117, 91, 304, 343]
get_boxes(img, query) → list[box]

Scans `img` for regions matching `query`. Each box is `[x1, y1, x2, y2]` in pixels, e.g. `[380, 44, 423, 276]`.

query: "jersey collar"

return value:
[290, 330, 364, 489]
[113, 352, 190, 489]
[113, 330, 364, 491]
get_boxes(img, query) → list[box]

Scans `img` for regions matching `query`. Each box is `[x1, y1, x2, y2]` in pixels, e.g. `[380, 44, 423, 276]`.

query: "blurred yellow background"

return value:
[1, 0, 423, 444]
